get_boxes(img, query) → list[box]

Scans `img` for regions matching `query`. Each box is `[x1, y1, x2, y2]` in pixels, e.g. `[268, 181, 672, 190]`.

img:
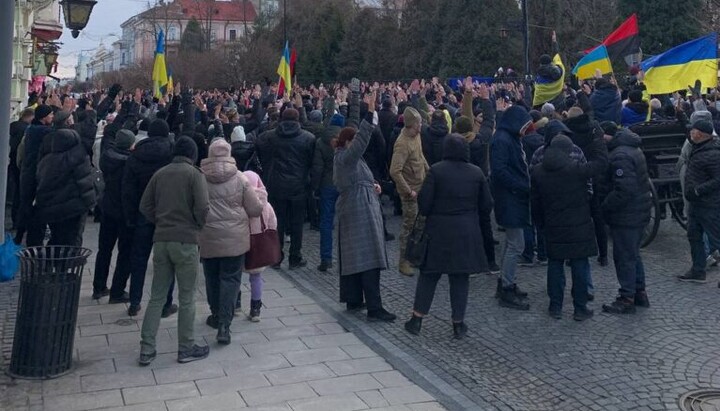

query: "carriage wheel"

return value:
[641, 182, 661, 248]
[668, 190, 688, 231]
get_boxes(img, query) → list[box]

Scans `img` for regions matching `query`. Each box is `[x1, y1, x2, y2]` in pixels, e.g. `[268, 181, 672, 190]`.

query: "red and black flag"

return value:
[586, 14, 640, 63]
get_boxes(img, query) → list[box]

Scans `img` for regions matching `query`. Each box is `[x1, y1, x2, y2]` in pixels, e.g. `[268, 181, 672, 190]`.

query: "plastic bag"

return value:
[0, 233, 21, 282]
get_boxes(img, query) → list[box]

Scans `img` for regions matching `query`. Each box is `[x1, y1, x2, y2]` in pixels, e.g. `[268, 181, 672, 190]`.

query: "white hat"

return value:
[230, 125, 246, 143]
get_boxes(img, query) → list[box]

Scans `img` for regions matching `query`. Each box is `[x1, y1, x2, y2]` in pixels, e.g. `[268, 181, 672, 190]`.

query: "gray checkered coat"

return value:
[333, 120, 388, 276]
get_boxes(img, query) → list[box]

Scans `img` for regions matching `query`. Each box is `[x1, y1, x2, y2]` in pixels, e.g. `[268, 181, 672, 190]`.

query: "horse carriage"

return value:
[628, 120, 688, 247]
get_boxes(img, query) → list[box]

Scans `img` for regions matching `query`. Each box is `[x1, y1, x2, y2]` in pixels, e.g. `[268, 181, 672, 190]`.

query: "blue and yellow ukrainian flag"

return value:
[166, 68, 174, 95]
[152, 30, 169, 99]
[573, 45, 613, 80]
[533, 54, 565, 106]
[277, 41, 292, 95]
[641, 33, 718, 95]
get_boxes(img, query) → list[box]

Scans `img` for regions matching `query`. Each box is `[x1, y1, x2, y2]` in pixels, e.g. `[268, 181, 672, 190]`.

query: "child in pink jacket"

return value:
[240, 170, 278, 322]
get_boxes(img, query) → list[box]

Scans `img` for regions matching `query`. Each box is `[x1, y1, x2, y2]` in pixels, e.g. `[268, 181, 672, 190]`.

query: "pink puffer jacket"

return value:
[199, 139, 263, 259]
[243, 170, 277, 234]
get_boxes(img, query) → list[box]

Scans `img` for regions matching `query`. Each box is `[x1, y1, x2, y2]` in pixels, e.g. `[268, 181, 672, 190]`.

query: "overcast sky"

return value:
[57, 0, 148, 78]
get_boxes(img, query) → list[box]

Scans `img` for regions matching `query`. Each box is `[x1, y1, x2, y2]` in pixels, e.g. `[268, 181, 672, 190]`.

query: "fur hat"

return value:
[115, 129, 135, 150]
[173, 136, 198, 163]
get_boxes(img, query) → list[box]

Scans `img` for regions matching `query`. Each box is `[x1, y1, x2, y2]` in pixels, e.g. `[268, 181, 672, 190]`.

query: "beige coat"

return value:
[390, 128, 429, 199]
[199, 139, 263, 259]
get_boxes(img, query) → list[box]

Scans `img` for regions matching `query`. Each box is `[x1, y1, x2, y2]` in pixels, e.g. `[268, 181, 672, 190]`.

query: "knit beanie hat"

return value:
[148, 119, 170, 138]
[692, 119, 714, 135]
[403, 107, 421, 129]
[173, 136, 198, 163]
[115, 129, 135, 150]
[599, 121, 619, 137]
[539, 54, 552, 65]
[529, 110, 542, 123]
[53, 110, 72, 127]
[230, 125, 246, 143]
[455, 116, 473, 134]
[34, 105, 53, 122]
[308, 110, 323, 123]
[329, 113, 345, 127]
[541, 103, 555, 118]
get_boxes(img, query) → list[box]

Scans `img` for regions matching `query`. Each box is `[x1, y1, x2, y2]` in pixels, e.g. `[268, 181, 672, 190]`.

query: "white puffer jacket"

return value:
[199, 139, 263, 259]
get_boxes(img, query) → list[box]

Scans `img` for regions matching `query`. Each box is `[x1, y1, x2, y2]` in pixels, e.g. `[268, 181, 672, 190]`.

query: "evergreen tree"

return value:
[181, 18, 205, 53]
[618, 0, 702, 54]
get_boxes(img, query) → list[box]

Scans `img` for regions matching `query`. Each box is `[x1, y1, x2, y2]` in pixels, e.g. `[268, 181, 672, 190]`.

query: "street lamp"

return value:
[59, 0, 98, 39]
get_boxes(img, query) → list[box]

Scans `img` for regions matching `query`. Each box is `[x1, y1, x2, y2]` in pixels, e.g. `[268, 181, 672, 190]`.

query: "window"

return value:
[168, 26, 177, 41]
[229, 29, 237, 41]
[121, 53, 125, 64]
[211, 30, 217, 42]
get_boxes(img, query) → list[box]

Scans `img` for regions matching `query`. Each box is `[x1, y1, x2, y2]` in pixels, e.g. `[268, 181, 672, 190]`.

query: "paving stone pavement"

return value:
[0, 219, 445, 411]
[275, 204, 720, 411]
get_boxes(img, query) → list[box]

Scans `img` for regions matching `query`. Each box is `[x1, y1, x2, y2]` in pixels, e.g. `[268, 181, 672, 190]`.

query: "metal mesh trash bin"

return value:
[8, 246, 92, 379]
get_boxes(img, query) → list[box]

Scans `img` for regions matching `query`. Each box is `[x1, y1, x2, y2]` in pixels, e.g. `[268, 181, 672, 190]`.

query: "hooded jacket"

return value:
[199, 140, 263, 258]
[621, 101, 649, 128]
[490, 105, 532, 228]
[122, 135, 174, 225]
[231, 140, 256, 172]
[564, 113, 609, 181]
[531, 143, 598, 259]
[390, 127, 429, 199]
[684, 137, 720, 209]
[34, 129, 95, 223]
[100, 145, 130, 220]
[18, 122, 53, 222]
[256, 120, 316, 200]
[590, 80, 622, 123]
[601, 129, 652, 228]
[421, 118, 450, 166]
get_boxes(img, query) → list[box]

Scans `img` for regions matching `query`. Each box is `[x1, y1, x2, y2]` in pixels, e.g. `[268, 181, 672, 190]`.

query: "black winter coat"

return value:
[74, 110, 98, 160]
[122, 136, 173, 225]
[601, 129, 652, 228]
[531, 146, 597, 260]
[34, 129, 95, 223]
[421, 120, 449, 165]
[100, 146, 130, 219]
[311, 125, 340, 190]
[231, 140, 256, 172]
[564, 114, 610, 192]
[418, 148, 491, 274]
[522, 131, 544, 163]
[363, 126, 387, 181]
[256, 120, 316, 200]
[10, 120, 28, 169]
[378, 108, 397, 142]
[684, 137, 720, 209]
[18, 123, 53, 223]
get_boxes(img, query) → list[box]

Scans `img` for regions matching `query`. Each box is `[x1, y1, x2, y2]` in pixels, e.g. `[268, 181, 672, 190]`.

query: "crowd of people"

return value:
[7, 60, 720, 363]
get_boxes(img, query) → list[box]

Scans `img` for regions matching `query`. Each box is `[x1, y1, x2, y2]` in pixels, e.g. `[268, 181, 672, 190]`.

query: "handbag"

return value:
[405, 215, 428, 267]
[245, 215, 281, 270]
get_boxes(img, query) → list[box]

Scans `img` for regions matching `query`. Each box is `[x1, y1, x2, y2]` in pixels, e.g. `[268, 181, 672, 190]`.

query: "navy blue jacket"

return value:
[621, 102, 649, 128]
[590, 82, 621, 124]
[490, 106, 532, 228]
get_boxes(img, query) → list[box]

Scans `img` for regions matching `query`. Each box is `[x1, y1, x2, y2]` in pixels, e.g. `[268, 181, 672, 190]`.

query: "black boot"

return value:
[206, 314, 219, 329]
[452, 322, 468, 339]
[217, 323, 231, 345]
[317, 260, 332, 272]
[367, 307, 396, 322]
[602, 296, 636, 314]
[634, 290, 650, 308]
[498, 286, 530, 311]
[404, 315, 422, 335]
[248, 300, 262, 322]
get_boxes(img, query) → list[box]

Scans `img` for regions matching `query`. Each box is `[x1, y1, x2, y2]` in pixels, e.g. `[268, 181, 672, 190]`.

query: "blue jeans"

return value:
[319, 187, 339, 262]
[130, 215, 174, 308]
[610, 227, 646, 298]
[501, 228, 525, 287]
[523, 226, 546, 260]
[547, 258, 589, 311]
[687, 206, 720, 274]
